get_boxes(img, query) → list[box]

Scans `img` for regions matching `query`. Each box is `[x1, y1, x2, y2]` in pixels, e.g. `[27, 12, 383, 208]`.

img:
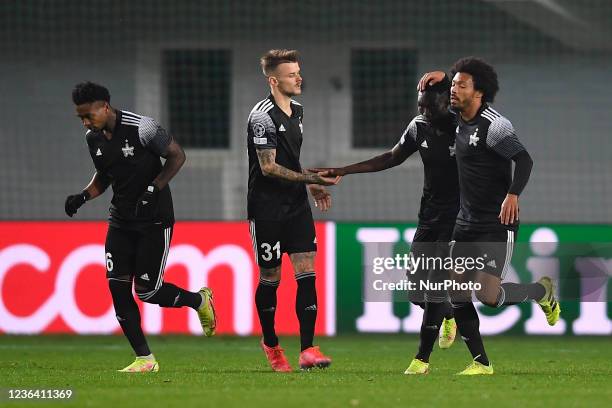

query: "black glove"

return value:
[65, 191, 89, 217]
[135, 184, 160, 218]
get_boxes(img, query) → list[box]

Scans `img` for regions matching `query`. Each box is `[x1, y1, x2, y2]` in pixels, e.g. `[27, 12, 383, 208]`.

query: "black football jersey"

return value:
[247, 95, 309, 221]
[86, 110, 174, 228]
[454, 104, 527, 231]
[397, 114, 459, 226]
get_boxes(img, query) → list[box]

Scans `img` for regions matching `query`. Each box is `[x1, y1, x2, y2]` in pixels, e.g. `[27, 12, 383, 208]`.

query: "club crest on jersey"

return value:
[299, 122, 303, 133]
[468, 129, 479, 146]
[449, 143, 456, 156]
[253, 122, 266, 137]
[122, 139, 134, 157]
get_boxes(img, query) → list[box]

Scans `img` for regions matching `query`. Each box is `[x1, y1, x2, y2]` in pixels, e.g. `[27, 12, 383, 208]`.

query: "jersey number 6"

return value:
[105, 252, 114, 272]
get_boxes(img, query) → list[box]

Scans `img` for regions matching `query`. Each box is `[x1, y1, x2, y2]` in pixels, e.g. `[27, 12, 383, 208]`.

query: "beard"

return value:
[451, 100, 466, 112]
[279, 84, 301, 97]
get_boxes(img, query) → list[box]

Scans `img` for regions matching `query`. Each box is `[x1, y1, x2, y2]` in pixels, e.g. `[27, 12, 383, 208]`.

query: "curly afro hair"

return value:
[72, 81, 110, 105]
[450, 57, 499, 103]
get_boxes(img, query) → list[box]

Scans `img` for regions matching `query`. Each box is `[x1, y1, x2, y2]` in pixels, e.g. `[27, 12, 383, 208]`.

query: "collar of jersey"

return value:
[457, 103, 489, 126]
[268, 93, 299, 118]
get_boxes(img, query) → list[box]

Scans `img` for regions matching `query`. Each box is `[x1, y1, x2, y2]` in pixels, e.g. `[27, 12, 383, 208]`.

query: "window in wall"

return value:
[164, 49, 231, 148]
[351, 48, 418, 148]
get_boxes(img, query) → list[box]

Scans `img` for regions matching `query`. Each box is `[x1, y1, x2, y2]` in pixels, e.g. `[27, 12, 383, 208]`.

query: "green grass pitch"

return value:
[2, 335, 610, 407]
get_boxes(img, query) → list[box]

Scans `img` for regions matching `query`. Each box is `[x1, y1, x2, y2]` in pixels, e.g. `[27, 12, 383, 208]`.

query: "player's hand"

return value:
[417, 71, 446, 91]
[314, 172, 342, 186]
[308, 167, 347, 177]
[308, 184, 332, 212]
[303, 169, 341, 186]
[499, 193, 519, 225]
[64, 191, 89, 217]
[135, 184, 160, 218]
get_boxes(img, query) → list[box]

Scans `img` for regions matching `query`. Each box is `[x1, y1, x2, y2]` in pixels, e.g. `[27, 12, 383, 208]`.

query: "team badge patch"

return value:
[122, 140, 135, 157]
[468, 129, 480, 146]
[253, 122, 266, 137]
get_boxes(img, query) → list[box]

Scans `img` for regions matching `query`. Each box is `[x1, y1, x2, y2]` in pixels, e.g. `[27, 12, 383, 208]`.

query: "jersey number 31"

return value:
[261, 241, 281, 261]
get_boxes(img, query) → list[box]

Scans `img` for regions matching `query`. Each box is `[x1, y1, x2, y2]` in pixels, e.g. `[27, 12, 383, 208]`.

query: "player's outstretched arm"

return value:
[64, 172, 109, 217]
[256, 148, 341, 186]
[311, 143, 412, 177]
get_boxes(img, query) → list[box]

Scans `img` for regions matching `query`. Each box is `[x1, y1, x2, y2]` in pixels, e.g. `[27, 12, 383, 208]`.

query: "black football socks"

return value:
[256, 278, 280, 347]
[295, 272, 317, 351]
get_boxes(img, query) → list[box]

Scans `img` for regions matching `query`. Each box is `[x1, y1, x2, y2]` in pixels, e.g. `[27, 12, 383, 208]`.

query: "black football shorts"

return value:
[104, 224, 173, 295]
[248, 209, 317, 269]
[449, 224, 517, 279]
